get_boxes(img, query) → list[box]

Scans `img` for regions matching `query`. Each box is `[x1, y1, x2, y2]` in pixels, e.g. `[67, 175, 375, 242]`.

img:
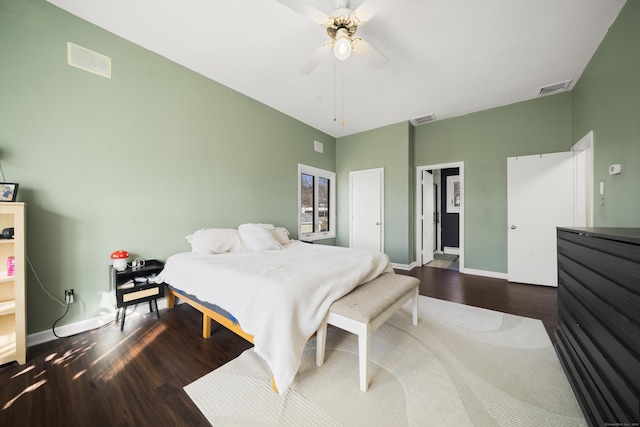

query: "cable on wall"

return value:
[27, 256, 66, 306]
[52, 302, 71, 338]
[28, 255, 120, 339]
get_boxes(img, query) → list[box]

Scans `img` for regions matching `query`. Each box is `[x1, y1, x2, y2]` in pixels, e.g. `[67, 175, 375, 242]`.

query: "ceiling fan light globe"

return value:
[334, 36, 352, 60]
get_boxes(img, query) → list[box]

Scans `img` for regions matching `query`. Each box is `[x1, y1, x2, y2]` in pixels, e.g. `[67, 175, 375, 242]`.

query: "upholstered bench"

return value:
[315, 272, 420, 391]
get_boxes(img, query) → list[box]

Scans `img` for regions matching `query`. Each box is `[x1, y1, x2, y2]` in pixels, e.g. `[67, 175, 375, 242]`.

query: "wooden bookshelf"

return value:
[0, 202, 26, 365]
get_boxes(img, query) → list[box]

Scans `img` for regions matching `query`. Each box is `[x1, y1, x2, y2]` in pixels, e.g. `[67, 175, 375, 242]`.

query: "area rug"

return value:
[425, 258, 458, 270]
[184, 296, 586, 426]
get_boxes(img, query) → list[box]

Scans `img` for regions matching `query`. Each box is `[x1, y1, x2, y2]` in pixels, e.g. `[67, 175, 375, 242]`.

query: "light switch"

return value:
[600, 181, 604, 195]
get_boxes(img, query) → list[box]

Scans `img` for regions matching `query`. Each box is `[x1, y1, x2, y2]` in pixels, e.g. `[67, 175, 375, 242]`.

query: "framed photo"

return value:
[0, 183, 19, 202]
[446, 175, 460, 213]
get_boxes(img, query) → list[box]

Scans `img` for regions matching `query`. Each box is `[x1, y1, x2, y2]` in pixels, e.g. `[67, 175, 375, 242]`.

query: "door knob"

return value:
[510, 225, 516, 229]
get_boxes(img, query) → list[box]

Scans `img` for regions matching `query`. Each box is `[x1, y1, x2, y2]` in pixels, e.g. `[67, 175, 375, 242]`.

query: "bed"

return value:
[154, 224, 393, 394]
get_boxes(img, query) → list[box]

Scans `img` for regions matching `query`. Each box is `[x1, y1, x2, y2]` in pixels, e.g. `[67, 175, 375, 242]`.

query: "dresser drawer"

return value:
[558, 236, 640, 294]
[117, 283, 165, 307]
[558, 253, 640, 325]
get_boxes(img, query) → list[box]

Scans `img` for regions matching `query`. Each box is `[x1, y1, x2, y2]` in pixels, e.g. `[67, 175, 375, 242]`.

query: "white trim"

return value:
[463, 268, 508, 280]
[391, 262, 416, 271]
[571, 131, 594, 227]
[298, 164, 337, 241]
[421, 170, 435, 264]
[27, 298, 170, 347]
[416, 161, 465, 273]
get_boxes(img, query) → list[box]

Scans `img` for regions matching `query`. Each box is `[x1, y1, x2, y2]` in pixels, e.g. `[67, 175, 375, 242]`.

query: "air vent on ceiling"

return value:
[410, 113, 436, 126]
[538, 79, 572, 97]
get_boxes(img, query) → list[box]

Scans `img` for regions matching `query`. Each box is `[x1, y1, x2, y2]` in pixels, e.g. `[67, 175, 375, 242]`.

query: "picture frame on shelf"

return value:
[0, 183, 19, 202]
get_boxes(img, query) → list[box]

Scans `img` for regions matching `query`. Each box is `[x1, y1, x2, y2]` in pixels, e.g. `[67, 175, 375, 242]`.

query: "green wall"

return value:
[414, 94, 573, 273]
[0, 0, 335, 333]
[336, 122, 414, 265]
[572, 0, 640, 226]
[2, 0, 638, 336]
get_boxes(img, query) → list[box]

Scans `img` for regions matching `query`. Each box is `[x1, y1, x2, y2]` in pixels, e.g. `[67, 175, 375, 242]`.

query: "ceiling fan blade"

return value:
[299, 44, 331, 75]
[353, 39, 387, 69]
[277, 0, 329, 25]
[353, 0, 392, 23]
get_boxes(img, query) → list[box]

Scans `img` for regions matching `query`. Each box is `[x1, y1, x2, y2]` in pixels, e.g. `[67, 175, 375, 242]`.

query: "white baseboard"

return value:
[392, 262, 416, 271]
[461, 268, 508, 280]
[27, 298, 170, 347]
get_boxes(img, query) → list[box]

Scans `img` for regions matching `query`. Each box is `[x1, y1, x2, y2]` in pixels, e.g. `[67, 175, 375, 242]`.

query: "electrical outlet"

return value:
[64, 289, 74, 304]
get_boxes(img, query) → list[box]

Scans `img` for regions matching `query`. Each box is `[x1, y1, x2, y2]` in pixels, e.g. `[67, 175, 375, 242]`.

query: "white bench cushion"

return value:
[329, 273, 420, 323]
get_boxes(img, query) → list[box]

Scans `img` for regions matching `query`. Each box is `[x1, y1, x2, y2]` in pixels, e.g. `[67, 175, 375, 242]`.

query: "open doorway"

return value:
[416, 162, 464, 272]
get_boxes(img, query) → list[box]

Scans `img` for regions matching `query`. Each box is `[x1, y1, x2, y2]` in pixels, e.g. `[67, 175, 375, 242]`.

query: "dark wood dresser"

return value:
[556, 227, 640, 426]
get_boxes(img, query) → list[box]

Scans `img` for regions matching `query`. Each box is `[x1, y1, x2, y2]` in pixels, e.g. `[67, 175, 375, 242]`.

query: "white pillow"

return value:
[187, 228, 245, 254]
[271, 227, 291, 245]
[253, 223, 290, 244]
[239, 223, 283, 251]
[257, 223, 276, 230]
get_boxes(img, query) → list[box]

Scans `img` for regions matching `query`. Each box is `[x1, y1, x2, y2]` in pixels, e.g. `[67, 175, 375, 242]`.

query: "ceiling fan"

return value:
[278, 0, 391, 74]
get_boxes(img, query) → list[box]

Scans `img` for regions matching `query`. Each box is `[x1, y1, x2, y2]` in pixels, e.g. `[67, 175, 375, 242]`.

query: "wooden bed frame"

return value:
[166, 286, 252, 342]
[165, 286, 280, 392]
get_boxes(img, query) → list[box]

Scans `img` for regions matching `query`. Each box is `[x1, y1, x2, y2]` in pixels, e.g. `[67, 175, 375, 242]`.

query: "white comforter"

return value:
[155, 241, 393, 394]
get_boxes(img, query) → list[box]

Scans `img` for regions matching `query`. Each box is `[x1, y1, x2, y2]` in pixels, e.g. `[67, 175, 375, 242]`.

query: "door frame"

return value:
[416, 161, 464, 272]
[349, 167, 384, 252]
[572, 131, 594, 227]
[421, 170, 435, 265]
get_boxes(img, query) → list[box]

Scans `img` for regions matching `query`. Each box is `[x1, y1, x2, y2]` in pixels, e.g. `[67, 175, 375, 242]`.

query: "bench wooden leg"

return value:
[412, 288, 419, 326]
[359, 333, 369, 392]
[316, 321, 328, 367]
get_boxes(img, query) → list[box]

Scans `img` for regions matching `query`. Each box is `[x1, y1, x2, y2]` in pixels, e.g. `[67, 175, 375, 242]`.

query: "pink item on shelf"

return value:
[7, 256, 15, 276]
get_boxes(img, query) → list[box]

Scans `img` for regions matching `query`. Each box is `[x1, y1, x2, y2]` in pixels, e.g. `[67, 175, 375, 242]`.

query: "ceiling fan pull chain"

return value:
[333, 58, 338, 123]
[341, 63, 345, 126]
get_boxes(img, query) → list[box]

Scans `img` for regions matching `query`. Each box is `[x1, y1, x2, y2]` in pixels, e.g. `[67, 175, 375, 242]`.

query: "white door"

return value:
[422, 170, 434, 265]
[507, 152, 574, 286]
[350, 168, 383, 252]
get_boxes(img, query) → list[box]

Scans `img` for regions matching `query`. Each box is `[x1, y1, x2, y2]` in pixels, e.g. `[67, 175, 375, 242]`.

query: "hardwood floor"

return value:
[0, 267, 557, 426]
[398, 266, 558, 340]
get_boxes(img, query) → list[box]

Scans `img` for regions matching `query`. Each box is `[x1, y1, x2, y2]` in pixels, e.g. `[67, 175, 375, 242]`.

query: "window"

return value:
[298, 164, 336, 240]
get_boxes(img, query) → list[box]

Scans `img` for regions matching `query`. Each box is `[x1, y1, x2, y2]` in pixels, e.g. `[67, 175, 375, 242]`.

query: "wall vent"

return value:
[67, 42, 111, 78]
[410, 113, 436, 126]
[538, 79, 571, 97]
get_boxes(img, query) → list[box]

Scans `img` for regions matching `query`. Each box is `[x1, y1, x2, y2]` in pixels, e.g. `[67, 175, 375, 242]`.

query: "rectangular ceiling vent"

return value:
[410, 113, 436, 126]
[538, 79, 572, 97]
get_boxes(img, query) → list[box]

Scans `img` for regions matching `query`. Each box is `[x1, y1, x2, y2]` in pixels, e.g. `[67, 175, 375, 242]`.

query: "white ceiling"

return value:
[47, 0, 626, 138]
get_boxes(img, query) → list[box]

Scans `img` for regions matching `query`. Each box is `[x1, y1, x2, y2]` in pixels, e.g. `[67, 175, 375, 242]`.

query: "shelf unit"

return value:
[0, 202, 26, 365]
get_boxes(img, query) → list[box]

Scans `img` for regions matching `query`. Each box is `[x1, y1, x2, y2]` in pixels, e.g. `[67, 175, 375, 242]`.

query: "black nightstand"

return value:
[112, 259, 165, 331]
